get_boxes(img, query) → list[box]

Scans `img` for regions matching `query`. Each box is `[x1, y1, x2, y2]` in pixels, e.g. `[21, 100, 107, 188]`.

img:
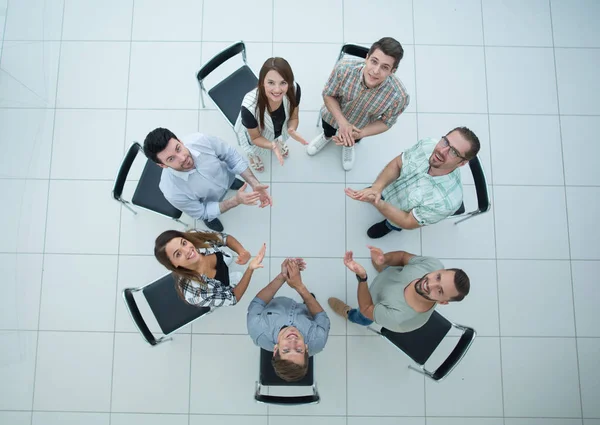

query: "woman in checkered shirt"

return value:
[154, 230, 266, 307]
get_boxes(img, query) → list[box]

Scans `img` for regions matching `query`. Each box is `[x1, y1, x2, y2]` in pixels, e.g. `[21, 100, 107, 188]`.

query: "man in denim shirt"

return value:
[247, 259, 330, 382]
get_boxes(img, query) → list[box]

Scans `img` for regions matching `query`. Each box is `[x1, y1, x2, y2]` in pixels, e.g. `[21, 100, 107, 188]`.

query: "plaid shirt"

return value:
[178, 232, 241, 307]
[382, 138, 463, 226]
[320, 59, 409, 129]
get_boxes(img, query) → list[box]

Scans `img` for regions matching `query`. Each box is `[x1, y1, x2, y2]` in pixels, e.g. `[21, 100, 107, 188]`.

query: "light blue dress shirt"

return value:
[247, 296, 331, 356]
[158, 133, 249, 221]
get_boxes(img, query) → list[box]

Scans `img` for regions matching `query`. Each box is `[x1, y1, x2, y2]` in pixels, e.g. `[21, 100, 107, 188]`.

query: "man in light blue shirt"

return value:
[247, 259, 330, 382]
[144, 128, 272, 231]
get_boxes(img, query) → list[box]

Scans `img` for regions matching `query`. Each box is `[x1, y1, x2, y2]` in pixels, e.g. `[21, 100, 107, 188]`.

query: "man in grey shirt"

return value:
[328, 246, 470, 332]
[143, 127, 272, 232]
[247, 259, 330, 382]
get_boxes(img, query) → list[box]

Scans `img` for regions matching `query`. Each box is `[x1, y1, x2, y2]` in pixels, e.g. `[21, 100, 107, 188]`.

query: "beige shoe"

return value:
[328, 297, 350, 319]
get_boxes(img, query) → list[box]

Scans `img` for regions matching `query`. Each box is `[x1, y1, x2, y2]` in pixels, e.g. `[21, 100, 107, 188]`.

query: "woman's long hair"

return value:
[154, 230, 222, 295]
[256, 57, 298, 131]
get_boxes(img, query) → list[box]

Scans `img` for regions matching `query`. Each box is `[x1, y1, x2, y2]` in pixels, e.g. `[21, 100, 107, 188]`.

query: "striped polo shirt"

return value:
[320, 59, 409, 129]
[382, 138, 463, 227]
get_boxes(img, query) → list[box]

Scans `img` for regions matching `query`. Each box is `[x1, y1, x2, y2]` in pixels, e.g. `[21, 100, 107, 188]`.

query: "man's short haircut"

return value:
[446, 126, 481, 161]
[368, 37, 404, 70]
[272, 350, 310, 382]
[143, 127, 178, 164]
[447, 268, 470, 302]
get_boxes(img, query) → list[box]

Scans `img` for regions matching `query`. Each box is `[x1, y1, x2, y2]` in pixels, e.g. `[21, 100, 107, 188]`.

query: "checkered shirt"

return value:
[320, 59, 409, 129]
[177, 232, 238, 307]
[382, 138, 463, 226]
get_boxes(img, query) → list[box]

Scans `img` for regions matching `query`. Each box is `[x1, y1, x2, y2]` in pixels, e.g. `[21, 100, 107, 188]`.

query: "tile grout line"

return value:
[189, 3, 205, 424]
[341, 1, 350, 422]
[548, 0, 585, 421]
[107, 2, 136, 423]
[268, 0, 274, 417]
[0, 0, 9, 65]
[411, 0, 428, 418]
[28, 0, 66, 422]
[478, 0, 506, 423]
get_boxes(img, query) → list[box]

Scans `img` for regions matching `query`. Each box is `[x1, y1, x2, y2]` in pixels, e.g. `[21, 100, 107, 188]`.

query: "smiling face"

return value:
[164, 236, 200, 270]
[263, 69, 289, 105]
[156, 138, 195, 171]
[414, 270, 460, 304]
[429, 130, 470, 172]
[274, 326, 307, 365]
[362, 48, 396, 88]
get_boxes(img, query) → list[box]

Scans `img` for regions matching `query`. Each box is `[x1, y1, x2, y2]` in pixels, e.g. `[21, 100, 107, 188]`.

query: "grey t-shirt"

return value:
[370, 256, 444, 332]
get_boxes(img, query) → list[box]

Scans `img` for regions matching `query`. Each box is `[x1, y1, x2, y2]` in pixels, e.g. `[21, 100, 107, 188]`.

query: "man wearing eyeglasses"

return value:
[345, 127, 481, 238]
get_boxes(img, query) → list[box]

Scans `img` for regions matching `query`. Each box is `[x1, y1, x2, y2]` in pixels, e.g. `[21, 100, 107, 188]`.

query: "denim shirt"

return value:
[246, 296, 330, 356]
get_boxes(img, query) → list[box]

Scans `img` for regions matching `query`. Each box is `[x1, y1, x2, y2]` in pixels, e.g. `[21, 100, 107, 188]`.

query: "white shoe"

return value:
[342, 146, 355, 171]
[306, 133, 331, 156]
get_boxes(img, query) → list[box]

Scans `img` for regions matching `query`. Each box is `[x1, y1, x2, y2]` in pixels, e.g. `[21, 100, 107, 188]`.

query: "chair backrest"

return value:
[380, 310, 452, 365]
[142, 273, 210, 335]
[131, 160, 183, 219]
[468, 156, 490, 213]
[432, 327, 476, 381]
[122, 288, 159, 346]
[113, 142, 142, 200]
[197, 41, 246, 82]
[207, 66, 258, 126]
[255, 348, 319, 405]
[339, 43, 370, 61]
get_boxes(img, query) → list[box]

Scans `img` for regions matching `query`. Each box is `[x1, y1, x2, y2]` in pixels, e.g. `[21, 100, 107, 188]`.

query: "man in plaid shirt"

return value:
[345, 127, 481, 238]
[306, 37, 410, 171]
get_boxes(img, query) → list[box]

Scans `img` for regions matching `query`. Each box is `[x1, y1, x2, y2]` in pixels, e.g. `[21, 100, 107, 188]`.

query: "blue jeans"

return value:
[348, 308, 374, 326]
[385, 220, 403, 232]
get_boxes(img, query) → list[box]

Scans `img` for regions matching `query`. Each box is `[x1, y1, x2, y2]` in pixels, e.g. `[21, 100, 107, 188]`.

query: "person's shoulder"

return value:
[407, 255, 444, 271]
[386, 74, 409, 96]
[336, 58, 363, 73]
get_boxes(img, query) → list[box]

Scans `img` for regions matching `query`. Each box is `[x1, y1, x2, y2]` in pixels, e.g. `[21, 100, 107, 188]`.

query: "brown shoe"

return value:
[328, 297, 350, 319]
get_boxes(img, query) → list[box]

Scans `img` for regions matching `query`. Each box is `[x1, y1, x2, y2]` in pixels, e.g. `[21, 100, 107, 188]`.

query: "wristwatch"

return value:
[355, 273, 368, 283]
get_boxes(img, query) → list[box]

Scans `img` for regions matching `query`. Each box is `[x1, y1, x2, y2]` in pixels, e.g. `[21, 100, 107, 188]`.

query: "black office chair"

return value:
[451, 155, 491, 224]
[112, 142, 186, 226]
[316, 43, 371, 127]
[368, 310, 476, 382]
[337, 43, 370, 61]
[122, 273, 212, 346]
[254, 348, 320, 405]
[197, 41, 259, 127]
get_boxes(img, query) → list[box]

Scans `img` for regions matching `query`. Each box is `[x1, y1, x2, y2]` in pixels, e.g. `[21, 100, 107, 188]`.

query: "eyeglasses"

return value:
[441, 136, 468, 160]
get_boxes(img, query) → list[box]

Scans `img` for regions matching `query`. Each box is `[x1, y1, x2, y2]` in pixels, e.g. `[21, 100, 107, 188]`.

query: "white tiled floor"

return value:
[0, 1, 598, 424]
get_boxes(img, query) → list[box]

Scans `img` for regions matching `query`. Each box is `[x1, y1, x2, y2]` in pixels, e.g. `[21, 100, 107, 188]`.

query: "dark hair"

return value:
[143, 127, 178, 164]
[368, 37, 404, 70]
[272, 350, 309, 382]
[256, 57, 298, 131]
[447, 268, 470, 302]
[446, 126, 481, 161]
[154, 230, 223, 299]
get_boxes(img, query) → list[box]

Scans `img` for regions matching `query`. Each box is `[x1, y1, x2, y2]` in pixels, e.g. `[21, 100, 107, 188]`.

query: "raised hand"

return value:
[290, 257, 307, 271]
[343, 251, 367, 279]
[272, 142, 285, 166]
[253, 183, 272, 208]
[248, 243, 267, 270]
[367, 245, 386, 271]
[337, 121, 360, 146]
[235, 183, 261, 206]
[344, 187, 381, 204]
[236, 249, 251, 265]
[285, 260, 304, 290]
[288, 129, 309, 145]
